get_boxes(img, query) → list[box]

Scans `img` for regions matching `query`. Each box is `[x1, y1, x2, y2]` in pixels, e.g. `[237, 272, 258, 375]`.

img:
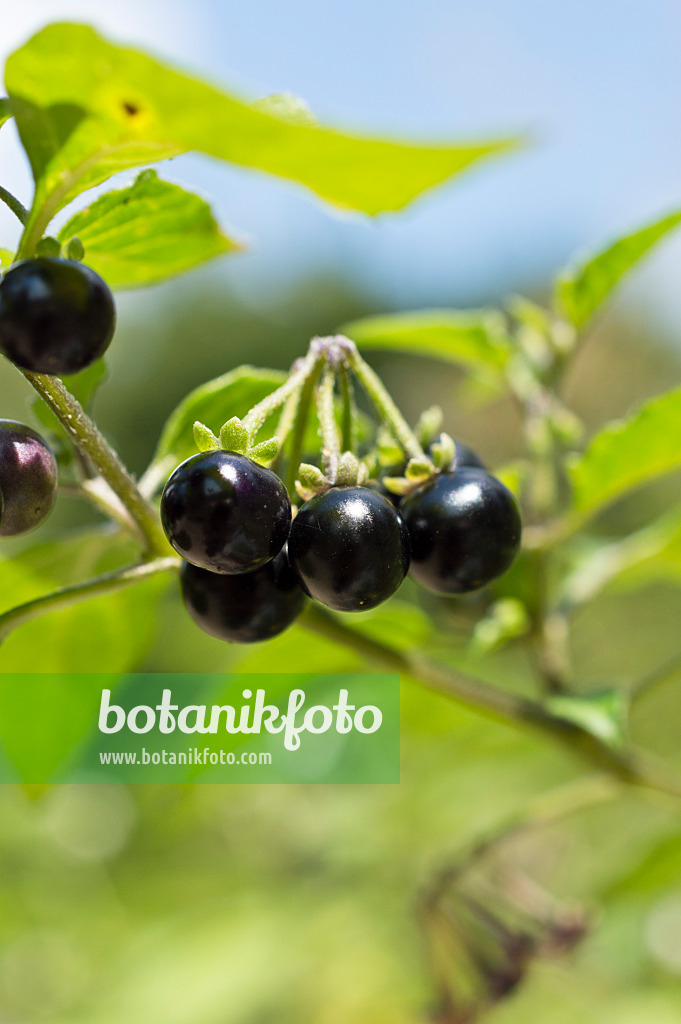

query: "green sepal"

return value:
[64, 236, 85, 262]
[295, 463, 329, 501]
[430, 432, 456, 471]
[415, 405, 443, 447]
[219, 416, 249, 454]
[405, 457, 436, 482]
[36, 236, 61, 258]
[193, 421, 220, 452]
[247, 437, 280, 466]
[335, 451, 368, 486]
[382, 476, 415, 496]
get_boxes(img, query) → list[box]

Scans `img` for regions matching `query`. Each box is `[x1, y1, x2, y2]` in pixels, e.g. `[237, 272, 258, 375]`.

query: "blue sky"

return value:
[1, 0, 680, 327]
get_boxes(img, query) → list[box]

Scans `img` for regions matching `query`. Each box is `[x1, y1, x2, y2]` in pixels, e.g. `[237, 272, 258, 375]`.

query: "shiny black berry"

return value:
[181, 547, 305, 643]
[400, 468, 521, 594]
[288, 486, 410, 612]
[0, 258, 115, 375]
[161, 450, 291, 574]
[0, 420, 58, 536]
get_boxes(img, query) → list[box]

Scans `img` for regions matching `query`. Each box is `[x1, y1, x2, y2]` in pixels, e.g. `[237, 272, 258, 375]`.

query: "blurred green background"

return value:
[1, 2, 681, 1022]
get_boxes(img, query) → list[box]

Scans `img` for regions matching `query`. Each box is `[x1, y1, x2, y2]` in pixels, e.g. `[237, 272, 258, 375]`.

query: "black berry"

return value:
[0, 420, 58, 536]
[161, 450, 291, 574]
[288, 486, 410, 612]
[0, 258, 115, 375]
[400, 468, 521, 594]
[181, 547, 305, 643]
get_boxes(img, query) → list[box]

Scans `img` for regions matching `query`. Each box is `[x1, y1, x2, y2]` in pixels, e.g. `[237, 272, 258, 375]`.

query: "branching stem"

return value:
[19, 370, 169, 557]
[0, 557, 180, 644]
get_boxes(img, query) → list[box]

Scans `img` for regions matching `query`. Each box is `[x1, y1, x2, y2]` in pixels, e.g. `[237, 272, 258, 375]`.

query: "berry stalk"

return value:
[20, 369, 170, 557]
[0, 556, 179, 644]
[241, 349, 321, 441]
[346, 346, 427, 462]
[316, 363, 342, 482]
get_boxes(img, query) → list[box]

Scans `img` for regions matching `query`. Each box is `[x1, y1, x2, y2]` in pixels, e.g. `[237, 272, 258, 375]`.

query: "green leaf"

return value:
[57, 170, 239, 288]
[342, 309, 511, 378]
[546, 690, 628, 750]
[0, 249, 14, 270]
[0, 530, 163, 672]
[555, 209, 681, 329]
[151, 365, 288, 471]
[0, 98, 11, 130]
[568, 386, 681, 521]
[6, 22, 519, 239]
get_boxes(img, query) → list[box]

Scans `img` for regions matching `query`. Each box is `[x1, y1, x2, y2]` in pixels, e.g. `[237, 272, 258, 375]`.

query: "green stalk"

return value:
[284, 362, 320, 496]
[20, 370, 169, 557]
[0, 186, 28, 227]
[316, 363, 341, 482]
[0, 557, 180, 644]
[339, 366, 358, 451]
[301, 604, 681, 798]
[242, 351, 321, 441]
[347, 347, 426, 462]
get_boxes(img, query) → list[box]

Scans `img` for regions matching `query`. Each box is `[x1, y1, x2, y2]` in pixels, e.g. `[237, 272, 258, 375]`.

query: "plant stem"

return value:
[0, 557, 180, 644]
[59, 479, 139, 535]
[347, 348, 427, 462]
[316, 363, 341, 481]
[284, 362, 320, 496]
[242, 351, 320, 441]
[301, 604, 681, 797]
[19, 369, 169, 557]
[0, 186, 28, 227]
[339, 366, 358, 452]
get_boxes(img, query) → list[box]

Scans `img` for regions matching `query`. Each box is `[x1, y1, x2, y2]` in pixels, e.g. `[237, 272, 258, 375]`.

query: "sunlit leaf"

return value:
[342, 308, 511, 379]
[6, 22, 520, 242]
[0, 530, 165, 672]
[555, 209, 681, 329]
[151, 365, 287, 471]
[58, 170, 239, 288]
[568, 386, 681, 521]
[0, 98, 11, 130]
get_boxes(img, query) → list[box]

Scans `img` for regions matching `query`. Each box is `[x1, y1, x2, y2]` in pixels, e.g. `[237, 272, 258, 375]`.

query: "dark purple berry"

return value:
[180, 547, 305, 643]
[0, 258, 115, 375]
[161, 450, 291, 574]
[0, 420, 58, 536]
[288, 486, 410, 612]
[400, 468, 521, 594]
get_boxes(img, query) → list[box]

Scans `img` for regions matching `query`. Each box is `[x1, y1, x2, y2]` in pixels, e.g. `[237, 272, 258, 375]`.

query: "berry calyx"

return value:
[0, 258, 116, 375]
[0, 420, 58, 537]
[180, 547, 305, 643]
[400, 468, 521, 594]
[161, 450, 291, 574]
[288, 486, 410, 612]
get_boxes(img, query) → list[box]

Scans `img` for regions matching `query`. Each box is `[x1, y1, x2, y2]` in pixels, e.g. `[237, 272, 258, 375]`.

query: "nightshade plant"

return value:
[2, 21, 681, 1023]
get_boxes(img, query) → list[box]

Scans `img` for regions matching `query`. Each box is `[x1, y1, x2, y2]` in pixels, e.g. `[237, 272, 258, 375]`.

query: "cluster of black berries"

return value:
[161, 442, 521, 645]
[0, 257, 117, 537]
